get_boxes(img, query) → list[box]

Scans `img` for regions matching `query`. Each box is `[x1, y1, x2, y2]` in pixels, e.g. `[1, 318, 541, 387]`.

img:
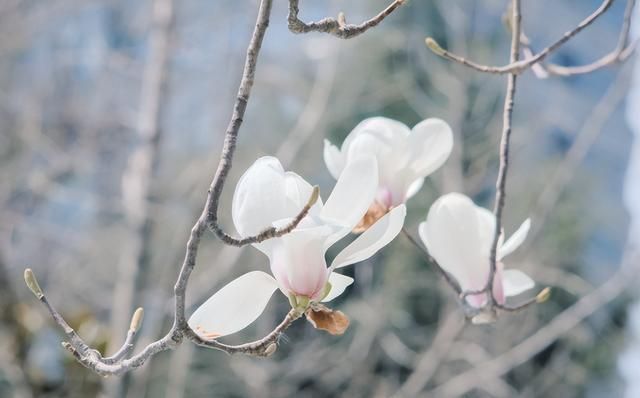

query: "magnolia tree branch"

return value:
[425, 0, 613, 75]
[27, 0, 397, 378]
[526, 0, 637, 78]
[287, 0, 405, 39]
[486, 0, 522, 309]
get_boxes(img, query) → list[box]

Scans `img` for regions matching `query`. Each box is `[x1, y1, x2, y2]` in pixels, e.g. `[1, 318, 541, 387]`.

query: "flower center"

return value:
[353, 200, 390, 233]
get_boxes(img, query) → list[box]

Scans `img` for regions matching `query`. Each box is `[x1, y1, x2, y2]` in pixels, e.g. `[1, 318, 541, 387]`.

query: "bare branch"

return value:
[486, 0, 522, 305]
[287, 0, 405, 39]
[187, 309, 303, 357]
[528, 0, 637, 77]
[425, 0, 613, 75]
[103, 308, 144, 365]
[209, 185, 319, 247]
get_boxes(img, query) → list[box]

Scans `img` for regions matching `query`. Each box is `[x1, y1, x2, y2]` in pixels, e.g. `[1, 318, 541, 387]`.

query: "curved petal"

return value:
[405, 177, 424, 200]
[343, 117, 410, 154]
[321, 155, 378, 230]
[498, 218, 531, 260]
[330, 205, 406, 270]
[407, 118, 454, 177]
[421, 193, 487, 292]
[188, 271, 278, 338]
[475, 207, 497, 251]
[232, 157, 290, 238]
[502, 269, 535, 297]
[270, 226, 332, 298]
[321, 272, 354, 302]
[323, 139, 345, 180]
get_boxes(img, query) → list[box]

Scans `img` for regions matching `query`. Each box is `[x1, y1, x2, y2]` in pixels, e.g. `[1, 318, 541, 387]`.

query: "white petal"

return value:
[405, 177, 424, 200]
[321, 156, 378, 229]
[323, 139, 345, 180]
[502, 269, 535, 297]
[270, 226, 332, 299]
[284, 170, 323, 217]
[330, 205, 406, 270]
[475, 206, 497, 250]
[407, 118, 453, 177]
[232, 157, 290, 237]
[498, 218, 531, 260]
[421, 193, 488, 291]
[344, 117, 411, 153]
[321, 272, 354, 302]
[188, 271, 278, 338]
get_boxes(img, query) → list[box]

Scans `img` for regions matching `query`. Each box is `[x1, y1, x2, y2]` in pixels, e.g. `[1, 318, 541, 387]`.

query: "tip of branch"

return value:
[24, 268, 44, 299]
[308, 186, 320, 207]
[535, 287, 552, 304]
[130, 307, 144, 332]
[425, 37, 445, 56]
[337, 12, 346, 28]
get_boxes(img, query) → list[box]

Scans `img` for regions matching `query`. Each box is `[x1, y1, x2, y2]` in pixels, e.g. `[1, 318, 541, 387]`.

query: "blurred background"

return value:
[1, 0, 639, 397]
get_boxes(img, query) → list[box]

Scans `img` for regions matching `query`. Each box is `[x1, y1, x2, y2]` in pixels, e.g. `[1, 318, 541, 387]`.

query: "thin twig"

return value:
[543, 0, 636, 76]
[206, 0, 317, 247]
[287, 0, 405, 39]
[187, 309, 303, 357]
[487, 0, 522, 303]
[425, 0, 613, 75]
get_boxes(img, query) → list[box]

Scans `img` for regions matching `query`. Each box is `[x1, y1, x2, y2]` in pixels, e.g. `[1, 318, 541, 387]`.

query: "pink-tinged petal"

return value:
[270, 226, 332, 299]
[321, 156, 378, 231]
[502, 269, 535, 297]
[407, 118, 453, 178]
[498, 218, 531, 260]
[323, 139, 345, 180]
[188, 271, 278, 338]
[465, 292, 489, 308]
[321, 273, 355, 302]
[330, 205, 406, 270]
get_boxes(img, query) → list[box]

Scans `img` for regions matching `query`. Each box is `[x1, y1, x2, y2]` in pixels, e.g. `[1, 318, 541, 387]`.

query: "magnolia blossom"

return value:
[324, 117, 453, 231]
[189, 156, 406, 338]
[419, 192, 535, 308]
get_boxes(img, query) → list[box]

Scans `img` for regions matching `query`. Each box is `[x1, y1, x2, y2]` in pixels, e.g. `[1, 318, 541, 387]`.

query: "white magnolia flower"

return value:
[189, 156, 406, 338]
[324, 117, 453, 231]
[419, 192, 535, 308]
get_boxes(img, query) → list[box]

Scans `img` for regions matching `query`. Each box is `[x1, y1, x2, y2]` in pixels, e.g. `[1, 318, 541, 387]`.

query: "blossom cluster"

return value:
[190, 117, 537, 338]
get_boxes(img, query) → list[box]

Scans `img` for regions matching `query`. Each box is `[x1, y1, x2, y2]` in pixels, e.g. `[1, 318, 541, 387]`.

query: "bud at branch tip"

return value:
[130, 307, 144, 332]
[425, 37, 445, 56]
[24, 268, 44, 299]
[536, 287, 551, 304]
[308, 186, 320, 207]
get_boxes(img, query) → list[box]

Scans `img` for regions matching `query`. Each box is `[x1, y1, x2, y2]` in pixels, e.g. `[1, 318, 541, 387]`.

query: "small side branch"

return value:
[188, 309, 303, 357]
[209, 185, 319, 247]
[425, 0, 613, 75]
[287, 0, 405, 39]
[103, 308, 144, 364]
[541, 0, 636, 76]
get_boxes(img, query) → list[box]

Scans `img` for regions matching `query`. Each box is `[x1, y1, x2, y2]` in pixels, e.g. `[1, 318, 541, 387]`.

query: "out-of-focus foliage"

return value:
[0, 0, 634, 397]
